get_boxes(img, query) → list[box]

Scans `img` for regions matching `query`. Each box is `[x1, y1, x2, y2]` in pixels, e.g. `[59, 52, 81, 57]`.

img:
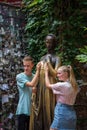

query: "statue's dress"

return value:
[30, 54, 61, 130]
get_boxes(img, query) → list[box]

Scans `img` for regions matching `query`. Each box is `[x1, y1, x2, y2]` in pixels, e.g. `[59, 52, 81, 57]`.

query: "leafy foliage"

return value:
[76, 46, 87, 63]
[22, 0, 87, 70]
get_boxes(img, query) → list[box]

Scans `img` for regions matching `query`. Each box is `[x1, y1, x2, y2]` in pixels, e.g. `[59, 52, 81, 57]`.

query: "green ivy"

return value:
[76, 46, 87, 63]
[22, 0, 86, 71]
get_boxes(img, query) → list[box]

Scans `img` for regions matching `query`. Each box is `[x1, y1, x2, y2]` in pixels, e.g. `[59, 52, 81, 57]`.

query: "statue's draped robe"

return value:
[30, 55, 61, 130]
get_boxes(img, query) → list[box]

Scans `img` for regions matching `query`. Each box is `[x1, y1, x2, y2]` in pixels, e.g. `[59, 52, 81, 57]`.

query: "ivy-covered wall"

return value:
[23, 0, 87, 66]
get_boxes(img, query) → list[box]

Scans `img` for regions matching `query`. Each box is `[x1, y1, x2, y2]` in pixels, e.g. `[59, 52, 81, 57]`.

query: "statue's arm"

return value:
[47, 56, 61, 77]
[55, 56, 61, 70]
[47, 62, 57, 77]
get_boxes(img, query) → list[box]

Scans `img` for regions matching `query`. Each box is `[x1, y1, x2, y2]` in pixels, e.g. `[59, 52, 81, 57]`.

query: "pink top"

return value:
[51, 81, 78, 105]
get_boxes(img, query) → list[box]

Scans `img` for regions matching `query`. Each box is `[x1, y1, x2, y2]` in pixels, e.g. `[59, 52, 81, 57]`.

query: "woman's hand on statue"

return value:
[32, 87, 37, 93]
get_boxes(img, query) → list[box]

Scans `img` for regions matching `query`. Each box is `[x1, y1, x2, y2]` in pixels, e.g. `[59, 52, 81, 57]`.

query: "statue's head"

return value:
[45, 34, 57, 51]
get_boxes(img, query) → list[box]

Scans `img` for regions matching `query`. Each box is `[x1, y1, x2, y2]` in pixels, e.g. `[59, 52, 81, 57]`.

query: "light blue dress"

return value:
[16, 72, 34, 116]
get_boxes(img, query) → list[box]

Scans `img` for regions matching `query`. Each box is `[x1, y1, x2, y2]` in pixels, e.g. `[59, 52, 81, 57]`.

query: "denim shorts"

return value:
[50, 102, 77, 130]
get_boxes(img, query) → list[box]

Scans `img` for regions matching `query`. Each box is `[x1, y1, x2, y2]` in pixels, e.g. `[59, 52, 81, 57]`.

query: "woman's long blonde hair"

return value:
[58, 65, 78, 92]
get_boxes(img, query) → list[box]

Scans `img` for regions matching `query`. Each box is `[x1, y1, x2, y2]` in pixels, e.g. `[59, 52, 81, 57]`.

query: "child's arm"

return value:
[26, 62, 41, 87]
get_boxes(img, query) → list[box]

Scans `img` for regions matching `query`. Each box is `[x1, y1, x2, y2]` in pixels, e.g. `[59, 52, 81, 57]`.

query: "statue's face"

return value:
[45, 36, 54, 51]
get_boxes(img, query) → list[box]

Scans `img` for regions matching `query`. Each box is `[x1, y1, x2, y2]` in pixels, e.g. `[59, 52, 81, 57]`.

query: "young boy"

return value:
[16, 56, 41, 130]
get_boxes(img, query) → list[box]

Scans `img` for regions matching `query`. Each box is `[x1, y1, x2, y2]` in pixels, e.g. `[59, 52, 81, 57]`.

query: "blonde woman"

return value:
[45, 65, 79, 130]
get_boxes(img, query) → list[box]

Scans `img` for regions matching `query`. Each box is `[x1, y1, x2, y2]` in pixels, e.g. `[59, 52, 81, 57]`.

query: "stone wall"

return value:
[0, 3, 26, 130]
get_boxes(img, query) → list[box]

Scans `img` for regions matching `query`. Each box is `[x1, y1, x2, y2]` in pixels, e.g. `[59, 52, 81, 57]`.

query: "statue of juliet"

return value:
[30, 34, 61, 130]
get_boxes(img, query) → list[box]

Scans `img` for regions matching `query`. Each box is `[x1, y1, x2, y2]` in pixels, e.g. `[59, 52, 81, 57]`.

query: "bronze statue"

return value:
[30, 34, 61, 130]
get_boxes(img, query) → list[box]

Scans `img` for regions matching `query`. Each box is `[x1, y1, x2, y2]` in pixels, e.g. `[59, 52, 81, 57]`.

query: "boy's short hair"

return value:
[23, 56, 34, 63]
